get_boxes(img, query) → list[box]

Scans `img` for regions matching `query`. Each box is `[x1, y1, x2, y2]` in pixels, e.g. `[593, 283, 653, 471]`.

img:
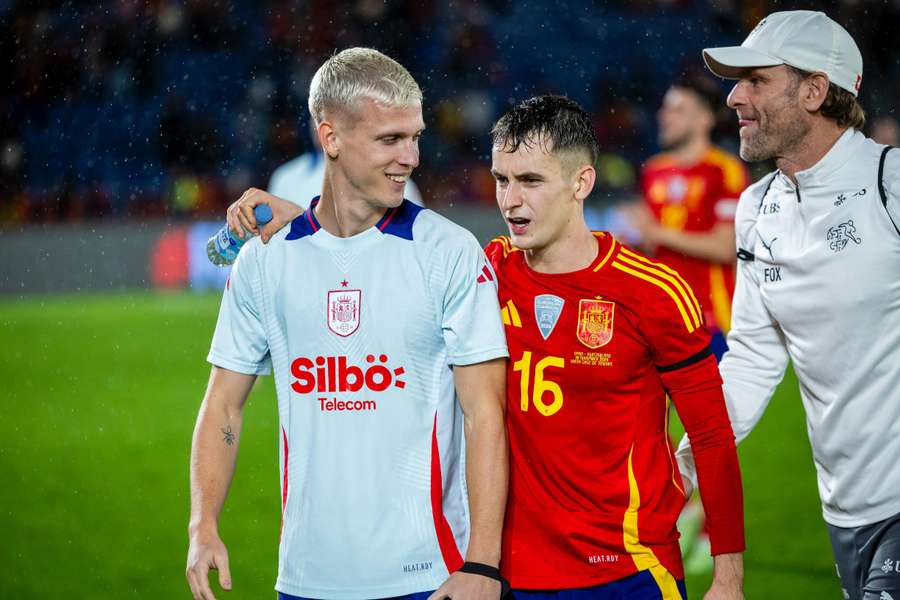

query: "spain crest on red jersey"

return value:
[576, 299, 614, 349]
[328, 289, 361, 337]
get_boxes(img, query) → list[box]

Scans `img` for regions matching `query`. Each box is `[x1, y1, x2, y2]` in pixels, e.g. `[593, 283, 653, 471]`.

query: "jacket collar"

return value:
[794, 128, 861, 189]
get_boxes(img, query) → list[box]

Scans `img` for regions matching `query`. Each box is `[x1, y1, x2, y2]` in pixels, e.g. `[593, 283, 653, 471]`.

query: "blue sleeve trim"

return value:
[286, 197, 322, 241]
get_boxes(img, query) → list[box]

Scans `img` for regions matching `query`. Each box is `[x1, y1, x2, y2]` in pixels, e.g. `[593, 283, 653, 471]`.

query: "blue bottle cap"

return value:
[254, 204, 274, 225]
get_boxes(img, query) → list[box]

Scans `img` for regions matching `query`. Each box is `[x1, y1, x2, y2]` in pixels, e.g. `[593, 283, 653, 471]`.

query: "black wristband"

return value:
[457, 561, 510, 597]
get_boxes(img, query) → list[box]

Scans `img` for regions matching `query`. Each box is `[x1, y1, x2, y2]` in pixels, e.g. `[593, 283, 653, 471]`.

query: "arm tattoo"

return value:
[222, 426, 235, 446]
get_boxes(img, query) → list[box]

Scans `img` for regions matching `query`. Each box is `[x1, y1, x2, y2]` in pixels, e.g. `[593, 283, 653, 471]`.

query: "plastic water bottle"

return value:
[206, 204, 274, 266]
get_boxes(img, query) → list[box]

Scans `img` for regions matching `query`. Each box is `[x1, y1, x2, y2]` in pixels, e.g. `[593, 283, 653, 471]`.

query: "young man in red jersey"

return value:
[224, 95, 745, 600]
[629, 74, 749, 361]
[486, 95, 743, 600]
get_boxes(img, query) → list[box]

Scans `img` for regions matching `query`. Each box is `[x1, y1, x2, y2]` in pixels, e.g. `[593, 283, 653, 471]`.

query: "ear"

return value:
[801, 72, 830, 112]
[319, 121, 339, 159]
[573, 164, 597, 202]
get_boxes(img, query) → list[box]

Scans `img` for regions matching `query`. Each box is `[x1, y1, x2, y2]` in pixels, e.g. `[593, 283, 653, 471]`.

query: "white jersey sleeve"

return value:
[207, 241, 272, 375]
[440, 233, 507, 366]
[676, 177, 790, 489]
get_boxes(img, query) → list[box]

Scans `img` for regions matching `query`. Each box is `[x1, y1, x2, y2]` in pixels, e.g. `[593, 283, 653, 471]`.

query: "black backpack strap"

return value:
[878, 146, 900, 236]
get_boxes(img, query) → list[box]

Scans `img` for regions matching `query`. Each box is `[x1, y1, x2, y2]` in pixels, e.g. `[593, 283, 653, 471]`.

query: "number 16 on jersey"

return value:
[513, 351, 565, 416]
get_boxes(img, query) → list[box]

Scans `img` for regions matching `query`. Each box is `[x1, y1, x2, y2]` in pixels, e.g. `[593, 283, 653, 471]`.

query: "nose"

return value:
[397, 139, 419, 170]
[498, 181, 523, 211]
[726, 81, 746, 109]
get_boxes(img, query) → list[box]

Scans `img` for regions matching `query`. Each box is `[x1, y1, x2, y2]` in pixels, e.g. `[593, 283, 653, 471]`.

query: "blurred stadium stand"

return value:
[0, 203, 505, 294]
[2, 0, 898, 293]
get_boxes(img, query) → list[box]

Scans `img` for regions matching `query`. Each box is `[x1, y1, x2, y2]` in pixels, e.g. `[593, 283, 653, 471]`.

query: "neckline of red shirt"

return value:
[517, 231, 616, 279]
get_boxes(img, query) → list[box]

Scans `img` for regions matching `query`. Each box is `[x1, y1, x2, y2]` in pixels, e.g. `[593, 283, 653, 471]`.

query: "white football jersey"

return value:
[208, 199, 508, 599]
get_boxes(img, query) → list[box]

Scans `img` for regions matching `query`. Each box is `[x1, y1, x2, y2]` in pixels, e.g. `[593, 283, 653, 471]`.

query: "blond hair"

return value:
[308, 48, 422, 125]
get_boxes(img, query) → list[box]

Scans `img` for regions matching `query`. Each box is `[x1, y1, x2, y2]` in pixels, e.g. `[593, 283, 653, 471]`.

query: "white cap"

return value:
[703, 10, 863, 97]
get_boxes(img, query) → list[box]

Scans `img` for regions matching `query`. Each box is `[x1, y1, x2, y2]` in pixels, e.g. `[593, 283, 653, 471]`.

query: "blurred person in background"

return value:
[629, 73, 749, 362]
[869, 115, 900, 147]
[268, 117, 424, 208]
[677, 11, 900, 600]
[627, 73, 749, 576]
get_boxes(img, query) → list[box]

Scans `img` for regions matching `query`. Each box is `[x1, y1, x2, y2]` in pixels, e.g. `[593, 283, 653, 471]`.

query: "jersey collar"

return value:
[286, 196, 417, 243]
[794, 128, 861, 189]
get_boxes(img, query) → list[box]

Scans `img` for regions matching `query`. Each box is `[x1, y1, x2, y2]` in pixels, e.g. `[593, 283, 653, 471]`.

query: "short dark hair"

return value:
[787, 66, 866, 129]
[671, 73, 723, 114]
[491, 95, 600, 166]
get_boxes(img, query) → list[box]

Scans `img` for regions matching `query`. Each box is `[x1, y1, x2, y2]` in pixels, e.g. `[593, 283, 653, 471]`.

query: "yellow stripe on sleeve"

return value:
[611, 261, 696, 333]
[593, 238, 618, 272]
[615, 256, 700, 329]
[708, 147, 748, 195]
[618, 247, 703, 324]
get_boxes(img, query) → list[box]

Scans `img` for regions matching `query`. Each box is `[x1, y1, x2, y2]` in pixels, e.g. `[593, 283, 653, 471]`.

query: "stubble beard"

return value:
[739, 87, 810, 162]
[739, 127, 774, 162]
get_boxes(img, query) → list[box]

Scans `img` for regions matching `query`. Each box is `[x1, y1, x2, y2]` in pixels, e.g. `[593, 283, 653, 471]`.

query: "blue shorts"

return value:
[710, 329, 729, 362]
[510, 570, 687, 600]
[279, 592, 433, 600]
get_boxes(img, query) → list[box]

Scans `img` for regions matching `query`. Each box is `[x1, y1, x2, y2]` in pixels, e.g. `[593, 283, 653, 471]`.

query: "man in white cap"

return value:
[675, 10, 900, 600]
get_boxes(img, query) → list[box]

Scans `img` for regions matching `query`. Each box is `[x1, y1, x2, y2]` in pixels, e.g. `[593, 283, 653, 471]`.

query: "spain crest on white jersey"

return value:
[327, 288, 361, 336]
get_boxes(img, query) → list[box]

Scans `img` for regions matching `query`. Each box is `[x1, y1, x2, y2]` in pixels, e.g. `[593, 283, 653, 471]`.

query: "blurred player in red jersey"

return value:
[223, 95, 746, 600]
[486, 96, 743, 600]
[630, 74, 750, 576]
[629, 74, 749, 361]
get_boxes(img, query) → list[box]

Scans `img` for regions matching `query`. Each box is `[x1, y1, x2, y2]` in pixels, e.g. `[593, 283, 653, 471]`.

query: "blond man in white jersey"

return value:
[186, 48, 509, 600]
[675, 11, 900, 600]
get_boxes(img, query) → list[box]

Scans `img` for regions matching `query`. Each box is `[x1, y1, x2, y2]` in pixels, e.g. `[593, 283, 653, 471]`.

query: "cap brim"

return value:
[703, 46, 784, 79]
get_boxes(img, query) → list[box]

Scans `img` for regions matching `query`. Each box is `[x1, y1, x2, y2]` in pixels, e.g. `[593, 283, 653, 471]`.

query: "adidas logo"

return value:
[476, 264, 494, 284]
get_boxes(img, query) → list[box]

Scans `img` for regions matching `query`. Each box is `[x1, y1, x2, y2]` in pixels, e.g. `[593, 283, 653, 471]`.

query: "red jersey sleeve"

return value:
[637, 265, 710, 368]
[483, 236, 509, 274]
[639, 156, 667, 210]
[638, 262, 746, 556]
[712, 151, 750, 225]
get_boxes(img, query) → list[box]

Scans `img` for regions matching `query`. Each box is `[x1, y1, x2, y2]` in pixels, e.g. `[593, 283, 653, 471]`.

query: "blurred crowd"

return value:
[3, 0, 899, 224]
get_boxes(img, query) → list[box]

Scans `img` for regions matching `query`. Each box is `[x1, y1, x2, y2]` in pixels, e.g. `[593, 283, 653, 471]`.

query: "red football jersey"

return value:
[485, 233, 743, 591]
[641, 146, 749, 332]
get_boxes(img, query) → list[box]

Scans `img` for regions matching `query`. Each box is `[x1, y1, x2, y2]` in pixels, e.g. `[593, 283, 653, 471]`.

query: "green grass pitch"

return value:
[0, 291, 838, 598]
